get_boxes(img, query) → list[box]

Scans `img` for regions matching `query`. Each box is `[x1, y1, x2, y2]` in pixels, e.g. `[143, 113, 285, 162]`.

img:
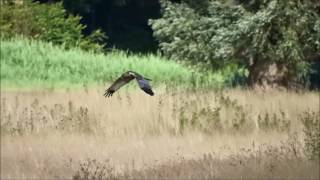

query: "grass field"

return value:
[1, 37, 319, 179]
[1, 37, 238, 89]
[1, 88, 319, 179]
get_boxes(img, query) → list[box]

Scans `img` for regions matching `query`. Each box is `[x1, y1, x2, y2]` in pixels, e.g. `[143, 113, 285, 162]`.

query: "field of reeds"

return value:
[1, 87, 319, 179]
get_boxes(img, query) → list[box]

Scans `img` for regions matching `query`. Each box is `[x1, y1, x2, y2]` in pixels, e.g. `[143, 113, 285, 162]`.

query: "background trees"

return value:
[0, 0, 106, 52]
[61, 0, 160, 52]
[150, 0, 320, 89]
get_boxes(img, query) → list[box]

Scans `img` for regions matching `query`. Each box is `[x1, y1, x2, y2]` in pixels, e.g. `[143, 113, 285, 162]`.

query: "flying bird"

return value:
[104, 71, 154, 97]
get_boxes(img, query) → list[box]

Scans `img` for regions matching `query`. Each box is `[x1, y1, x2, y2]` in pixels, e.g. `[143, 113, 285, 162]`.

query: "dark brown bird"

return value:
[104, 71, 154, 97]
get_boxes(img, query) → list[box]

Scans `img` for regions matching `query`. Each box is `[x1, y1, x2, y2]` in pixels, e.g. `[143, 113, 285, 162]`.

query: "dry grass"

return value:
[123, 136, 319, 179]
[1, 87, 319, 179]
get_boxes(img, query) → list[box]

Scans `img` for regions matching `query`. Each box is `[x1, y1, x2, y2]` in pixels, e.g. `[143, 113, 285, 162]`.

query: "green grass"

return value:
[1, 37, 230, 89]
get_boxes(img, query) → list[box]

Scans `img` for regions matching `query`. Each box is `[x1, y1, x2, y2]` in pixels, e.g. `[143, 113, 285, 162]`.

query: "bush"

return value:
[0, 0, 106, 52]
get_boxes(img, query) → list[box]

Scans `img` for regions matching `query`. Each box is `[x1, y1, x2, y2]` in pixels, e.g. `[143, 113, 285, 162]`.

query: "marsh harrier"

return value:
[104, 71, 154, 97]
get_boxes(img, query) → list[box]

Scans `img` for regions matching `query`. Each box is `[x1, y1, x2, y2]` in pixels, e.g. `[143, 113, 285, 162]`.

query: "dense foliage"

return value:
[150, 0, 320, 88]
[0, 0, 106, 52]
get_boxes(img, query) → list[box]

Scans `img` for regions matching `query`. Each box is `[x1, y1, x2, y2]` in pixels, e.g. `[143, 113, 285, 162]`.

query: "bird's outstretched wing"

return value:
[104, 74, 134, 97]
[136, 78, 154, 96]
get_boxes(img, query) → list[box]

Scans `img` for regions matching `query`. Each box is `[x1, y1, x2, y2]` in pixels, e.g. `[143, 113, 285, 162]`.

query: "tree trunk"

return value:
[248, 60, 292, 90]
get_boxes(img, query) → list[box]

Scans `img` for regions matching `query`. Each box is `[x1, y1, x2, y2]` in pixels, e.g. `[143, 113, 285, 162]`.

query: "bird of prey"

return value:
[104, 71, 154, 97]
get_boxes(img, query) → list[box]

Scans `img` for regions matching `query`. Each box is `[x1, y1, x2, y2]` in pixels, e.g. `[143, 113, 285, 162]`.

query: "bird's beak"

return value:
[145, 78, 152, 81]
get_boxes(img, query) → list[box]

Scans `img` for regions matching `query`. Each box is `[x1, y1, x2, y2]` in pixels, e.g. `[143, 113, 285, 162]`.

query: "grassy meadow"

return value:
[1, 88, 319, 179]
[1, 38, 320, 179]
[1, 38, 231, 89]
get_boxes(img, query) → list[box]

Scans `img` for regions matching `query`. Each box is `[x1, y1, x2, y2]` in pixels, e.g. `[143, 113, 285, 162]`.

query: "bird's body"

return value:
[104, 71, 154, 97]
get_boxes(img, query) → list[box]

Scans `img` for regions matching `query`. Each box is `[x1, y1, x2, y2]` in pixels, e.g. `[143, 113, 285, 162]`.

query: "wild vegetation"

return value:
[1, 0, 320, 179]
[0, 37, 244, 89]
[1, 0, 319, 89]
[1, 88, 319, 179]
[0, 0, 106, 52]
[150, 0, 320, 89]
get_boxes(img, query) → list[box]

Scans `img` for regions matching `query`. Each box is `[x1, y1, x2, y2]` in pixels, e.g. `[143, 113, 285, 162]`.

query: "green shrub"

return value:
[0, 0, 106, 52]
